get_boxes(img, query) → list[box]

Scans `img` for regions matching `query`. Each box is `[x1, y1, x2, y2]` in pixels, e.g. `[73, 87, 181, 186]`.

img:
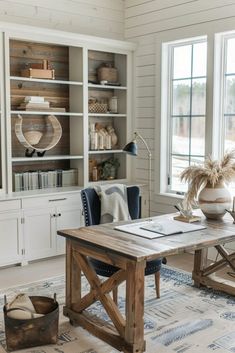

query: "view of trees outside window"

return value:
[169, 41, 207, 193]
[224, 38, 235, 152]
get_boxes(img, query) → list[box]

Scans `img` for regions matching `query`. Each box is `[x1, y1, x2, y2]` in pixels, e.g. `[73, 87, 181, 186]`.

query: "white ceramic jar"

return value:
[198, 182, 231, 219]
[109, 96, 118, 113]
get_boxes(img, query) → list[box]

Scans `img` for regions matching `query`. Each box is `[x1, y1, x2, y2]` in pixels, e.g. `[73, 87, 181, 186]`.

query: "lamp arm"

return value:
[134, 132, 152, 157]
[134, 131, 152, 217]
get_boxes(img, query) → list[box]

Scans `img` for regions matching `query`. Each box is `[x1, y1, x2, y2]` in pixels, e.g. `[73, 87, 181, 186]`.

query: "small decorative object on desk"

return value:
[180, 150, 235, 220]
[174, 201, 201, 223]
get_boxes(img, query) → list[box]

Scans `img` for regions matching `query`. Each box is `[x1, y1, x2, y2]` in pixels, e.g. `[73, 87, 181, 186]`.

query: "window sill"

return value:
[154, 192, 184, 206]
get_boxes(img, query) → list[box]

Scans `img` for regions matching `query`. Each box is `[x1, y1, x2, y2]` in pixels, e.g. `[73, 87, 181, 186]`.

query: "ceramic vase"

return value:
[198, 181, 231, 219]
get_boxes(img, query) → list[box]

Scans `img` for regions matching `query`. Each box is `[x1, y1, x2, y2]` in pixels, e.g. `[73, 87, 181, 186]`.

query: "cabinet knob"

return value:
[51, 214, 56, 218]
[58, 213, 61, 217]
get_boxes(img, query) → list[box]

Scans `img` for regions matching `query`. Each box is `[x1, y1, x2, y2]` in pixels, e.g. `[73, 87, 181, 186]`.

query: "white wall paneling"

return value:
[0, 0, 125, 39]
[125, 0, 235, 38]
[125, 0, 235, 215]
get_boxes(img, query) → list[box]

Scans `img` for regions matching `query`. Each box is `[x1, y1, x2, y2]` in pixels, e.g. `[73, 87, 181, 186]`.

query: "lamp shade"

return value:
[123, 140, 138, 156]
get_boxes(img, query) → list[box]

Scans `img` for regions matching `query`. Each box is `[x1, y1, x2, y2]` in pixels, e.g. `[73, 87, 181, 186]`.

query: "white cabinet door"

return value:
[24, 207, 56, 261]
[0, 211, 23, 266]
[56, 204, 82, 255]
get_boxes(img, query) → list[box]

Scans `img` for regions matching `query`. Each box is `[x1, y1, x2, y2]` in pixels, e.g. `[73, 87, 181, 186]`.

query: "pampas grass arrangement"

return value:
[180, 150, 235, 207]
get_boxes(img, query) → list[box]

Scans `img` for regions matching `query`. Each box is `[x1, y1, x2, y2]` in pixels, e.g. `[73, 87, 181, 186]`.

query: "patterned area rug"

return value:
[0, 266, 235, 353]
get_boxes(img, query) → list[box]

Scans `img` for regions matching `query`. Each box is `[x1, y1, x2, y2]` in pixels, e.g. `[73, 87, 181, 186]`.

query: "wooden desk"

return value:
[58, 214, 235, 353]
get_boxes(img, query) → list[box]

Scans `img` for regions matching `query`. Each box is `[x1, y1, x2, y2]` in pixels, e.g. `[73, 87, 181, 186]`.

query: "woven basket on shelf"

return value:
[88, 102, 108, 114]
[97, 66, 118, 83]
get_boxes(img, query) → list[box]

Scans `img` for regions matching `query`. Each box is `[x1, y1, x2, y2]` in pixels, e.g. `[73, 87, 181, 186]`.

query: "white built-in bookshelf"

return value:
[0, 31, 134, 194]
[0, 23, 136, 267]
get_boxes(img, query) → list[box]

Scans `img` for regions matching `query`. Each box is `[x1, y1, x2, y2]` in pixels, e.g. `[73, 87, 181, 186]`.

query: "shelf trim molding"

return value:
[89, 150, 124, 154]
[10, 76, 83, 86]
[88, 83, 127, 90]
[11, 155, 84, 162]
[88, 113, 126, 117]
[11, 111, 83, 116]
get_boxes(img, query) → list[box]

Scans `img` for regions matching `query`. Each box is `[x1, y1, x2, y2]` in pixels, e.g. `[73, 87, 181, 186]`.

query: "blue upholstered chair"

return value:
[81, 186, 162, 302]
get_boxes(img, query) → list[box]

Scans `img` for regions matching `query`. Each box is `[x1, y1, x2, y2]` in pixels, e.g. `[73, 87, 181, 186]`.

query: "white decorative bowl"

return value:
[24, 131, 43, 146]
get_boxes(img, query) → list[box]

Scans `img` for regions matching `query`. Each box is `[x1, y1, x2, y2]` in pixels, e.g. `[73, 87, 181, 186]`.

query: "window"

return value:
[223, 36, 235, 153]
[162, 38, 207, 194]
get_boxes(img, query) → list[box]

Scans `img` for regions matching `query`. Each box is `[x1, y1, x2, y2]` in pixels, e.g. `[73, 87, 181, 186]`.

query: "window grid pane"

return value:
[169, 41, 207, 193]
[224, 39, 235, 156]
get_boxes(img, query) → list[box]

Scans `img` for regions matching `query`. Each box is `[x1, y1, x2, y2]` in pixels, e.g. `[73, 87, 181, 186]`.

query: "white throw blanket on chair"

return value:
[95, 184, 130, 224]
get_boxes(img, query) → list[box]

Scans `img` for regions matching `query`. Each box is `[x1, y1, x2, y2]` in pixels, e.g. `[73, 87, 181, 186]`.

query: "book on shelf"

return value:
[29, 171, 39, 190]
[56, 170, 62, 187]
[62, 169, 78, 187]
[17, 105, 66, 112]
[18, 102, 50, 109]
[24, 96, 45, 103]
[22, 172, 29, 191]
[14, 173, 23, 192]
[47, 170, 57, 188]
[14, 169, 78, 191]
[38, 171, 48, 189]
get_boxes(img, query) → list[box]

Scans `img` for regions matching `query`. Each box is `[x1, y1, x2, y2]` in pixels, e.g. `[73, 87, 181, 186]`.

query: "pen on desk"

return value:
[174, 204, 187, 218]
[174, 205, 181, 213]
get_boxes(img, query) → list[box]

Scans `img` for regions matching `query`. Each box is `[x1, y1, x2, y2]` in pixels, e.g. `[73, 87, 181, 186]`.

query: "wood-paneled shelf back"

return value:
[15, 114, 62, 157]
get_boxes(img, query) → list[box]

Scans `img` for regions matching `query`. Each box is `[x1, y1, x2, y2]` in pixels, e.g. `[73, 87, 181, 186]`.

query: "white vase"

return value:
[198, 182, 231, 219]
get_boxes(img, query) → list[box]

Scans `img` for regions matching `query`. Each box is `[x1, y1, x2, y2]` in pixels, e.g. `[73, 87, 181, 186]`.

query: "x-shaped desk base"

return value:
[63, 240, 146, 353]
[193, 244, 235, 296]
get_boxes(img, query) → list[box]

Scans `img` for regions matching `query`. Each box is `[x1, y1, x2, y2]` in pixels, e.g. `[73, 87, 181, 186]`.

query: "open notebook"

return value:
[115, 219, 206, 239]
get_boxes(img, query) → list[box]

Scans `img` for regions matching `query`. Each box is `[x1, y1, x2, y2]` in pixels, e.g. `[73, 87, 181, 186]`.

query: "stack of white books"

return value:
[14, 169, 78, 191]
[17, 96, 66, 112]
[18, 96, 50, 110]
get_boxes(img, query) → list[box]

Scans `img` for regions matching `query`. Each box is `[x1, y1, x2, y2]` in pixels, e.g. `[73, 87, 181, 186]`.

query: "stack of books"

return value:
[17, 96, 50, 110]
[14, 169, 78, 192]
[17, 96, 66, 112]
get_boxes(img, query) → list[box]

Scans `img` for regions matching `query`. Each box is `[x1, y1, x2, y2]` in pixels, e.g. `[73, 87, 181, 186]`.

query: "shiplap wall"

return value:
[125, 0, 235, 215]
[0, 0, 124, 39]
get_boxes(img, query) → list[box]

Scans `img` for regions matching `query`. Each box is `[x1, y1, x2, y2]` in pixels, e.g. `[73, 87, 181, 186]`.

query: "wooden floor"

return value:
[0, 253, 233, 290]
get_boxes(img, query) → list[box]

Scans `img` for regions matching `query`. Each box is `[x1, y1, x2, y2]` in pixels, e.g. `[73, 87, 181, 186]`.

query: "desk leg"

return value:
[65, 240, 81, 315]
[125, 260, 146, 353]
[193, 249, 208, 288]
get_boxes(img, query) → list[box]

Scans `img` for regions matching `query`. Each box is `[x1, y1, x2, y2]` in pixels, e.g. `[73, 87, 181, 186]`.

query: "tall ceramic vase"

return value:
[198, 181, 231, 219]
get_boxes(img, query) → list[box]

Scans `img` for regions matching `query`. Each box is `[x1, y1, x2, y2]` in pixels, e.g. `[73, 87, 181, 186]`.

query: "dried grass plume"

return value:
[181, 150, 235, 207]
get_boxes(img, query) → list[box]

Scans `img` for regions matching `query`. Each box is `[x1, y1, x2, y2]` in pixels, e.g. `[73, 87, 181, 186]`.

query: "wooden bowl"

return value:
[24, 131, 43, 146]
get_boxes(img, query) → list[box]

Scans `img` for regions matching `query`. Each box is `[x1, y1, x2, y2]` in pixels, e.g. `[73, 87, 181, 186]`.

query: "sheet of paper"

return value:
[140, 220, 206, 235]
[115, 219, 206, 239]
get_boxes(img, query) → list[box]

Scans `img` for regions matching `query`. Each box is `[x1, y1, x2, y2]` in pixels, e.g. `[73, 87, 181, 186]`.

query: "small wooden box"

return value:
[21, 68, 55, 79]
[4, 296, 59, 351]
[173, 215, 201, 223]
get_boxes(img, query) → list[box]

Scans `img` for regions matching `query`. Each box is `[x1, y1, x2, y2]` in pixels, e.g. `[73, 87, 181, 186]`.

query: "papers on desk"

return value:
[115, 219, 206, 239]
